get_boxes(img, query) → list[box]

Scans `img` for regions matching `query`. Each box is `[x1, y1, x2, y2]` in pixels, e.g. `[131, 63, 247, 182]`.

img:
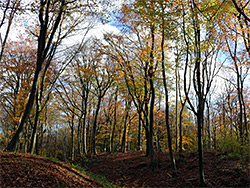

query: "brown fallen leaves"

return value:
[0, 152, 102, 187]
[76, 151, 250, 187]
[1, 151, 249, 187]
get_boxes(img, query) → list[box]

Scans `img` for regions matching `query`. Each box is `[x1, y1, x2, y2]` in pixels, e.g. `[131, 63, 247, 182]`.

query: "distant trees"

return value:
[218, 1, 249, 141]
[0, 38, 36, 147]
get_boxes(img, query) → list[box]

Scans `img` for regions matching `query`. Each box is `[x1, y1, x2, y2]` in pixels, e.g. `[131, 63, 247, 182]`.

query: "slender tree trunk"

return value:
[206, 101, 211, 150]
[193, 5, 205, 184]
[148, 69, 157, 168]
[82, 92, 89, 154]
[110, 120, 116, 153]
[63, 136, 67, 161]
[92, 97, 101, 155]
[175, 61, 178, 152]
[138, 111, 142, 151]
[160, 9, 176, 170]
[145, 126, 150, 156]
[29, 111, 40, 154]
[144, 72, 150, 157]
[179, 107, 184, 152]
[29, 87, 41, 155]
[240, 85, 248, 141]
[82, 117, 87, 154]
[110, 88, 118, 152]
[35, 132, 39, 155]
[237, 76, 244, 140]
[77, 118, 82, 154]
[197, 102, 205, 186]
[143, 23, 157, 169]
[223, 103, 226, 139]
[121, 99, 131, 153]
[70, 114, 75, 161]
[213, 113, 217, 149]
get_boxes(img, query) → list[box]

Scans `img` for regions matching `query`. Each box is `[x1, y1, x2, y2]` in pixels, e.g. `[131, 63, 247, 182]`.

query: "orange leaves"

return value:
[0, 36, 37, 134]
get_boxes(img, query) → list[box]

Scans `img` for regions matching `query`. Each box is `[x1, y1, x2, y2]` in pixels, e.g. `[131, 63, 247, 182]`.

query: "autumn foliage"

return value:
[0, 0, 249, 187]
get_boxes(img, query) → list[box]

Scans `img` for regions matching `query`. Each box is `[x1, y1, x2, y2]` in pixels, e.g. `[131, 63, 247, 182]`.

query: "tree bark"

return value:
[160, 7, 176, 170]
[206, 101, 211, 150]
[138, 111, 142, 151]
[120, 100, 130, 153]
[179, 106, 184, 152]
[110, 88, 118, 152]
[70, 113, 75, 161]
[92, 97, 102, 155]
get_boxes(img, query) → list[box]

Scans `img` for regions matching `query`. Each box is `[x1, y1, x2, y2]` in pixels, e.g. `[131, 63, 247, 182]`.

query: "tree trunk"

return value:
[121, 99, 131, 153]
[92, 97, 101, 155]
[147, 22, 157, 169]
[148, 67, 157, 169]
[82, 93, 89, 154]
[70, 114, 75, 161]
[77, 119, 82, 154]
[82, 117, 87, 154]
[29, 112, 40, 155]
[197, 104, 205, 186]
[110, 88, 118, 152]
[179, 107, 184, 152]
[240, 84, 248, 141]
[212, 112, 216, 149]
[175, 62, 178, 152]
[29, 88, 41, 155]
[206, 101, 211, 150]
[138, 111, 142, 151]
[160, 10, 176, 170]
[145, 126, 150, 157]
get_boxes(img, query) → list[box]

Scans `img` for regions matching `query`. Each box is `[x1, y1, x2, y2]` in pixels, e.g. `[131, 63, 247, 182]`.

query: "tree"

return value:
[159, 1, 177, 170]
[5, 0, 68, 152]
[182, 0, 224, 185]
[120, 95, 132, 153]
[0, 38, 36, 145]
[109, 86, 119, 152]
[91, 46, 116, 155]
[224, 21, 249, 142]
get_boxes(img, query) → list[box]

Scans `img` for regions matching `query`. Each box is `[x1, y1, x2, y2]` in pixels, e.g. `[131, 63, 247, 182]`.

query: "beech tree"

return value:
[182, 0, 224, 185]
[158, 0, 178, 170]
[5, 0, 70, 152]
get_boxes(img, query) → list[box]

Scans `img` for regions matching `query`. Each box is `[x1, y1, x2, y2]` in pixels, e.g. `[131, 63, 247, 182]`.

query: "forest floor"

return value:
[0, 151, 249, 187]
[74, 151, 250, 187]
[0, 151, 102, 187]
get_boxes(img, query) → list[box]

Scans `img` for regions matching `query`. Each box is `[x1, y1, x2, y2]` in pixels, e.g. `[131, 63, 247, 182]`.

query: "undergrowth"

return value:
[70, 163, 116, 188]
[217, 136, 249, 163]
